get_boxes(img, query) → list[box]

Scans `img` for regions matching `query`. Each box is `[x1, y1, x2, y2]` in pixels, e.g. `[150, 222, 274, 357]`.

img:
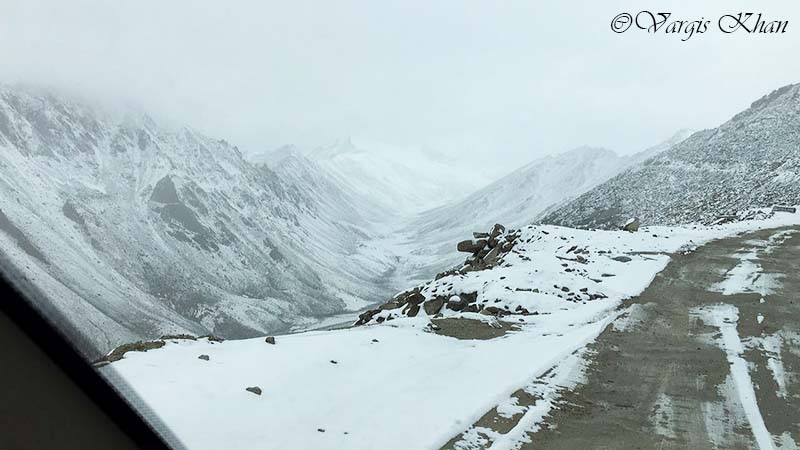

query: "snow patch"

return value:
[693, 304, 776, 450]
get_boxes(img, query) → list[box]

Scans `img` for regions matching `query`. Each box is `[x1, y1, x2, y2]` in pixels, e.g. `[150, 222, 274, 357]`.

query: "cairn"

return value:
[355, 224, 520, 325]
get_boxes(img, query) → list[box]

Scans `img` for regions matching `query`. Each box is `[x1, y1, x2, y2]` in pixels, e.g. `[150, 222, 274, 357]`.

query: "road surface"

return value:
[442, 226, 800, 450]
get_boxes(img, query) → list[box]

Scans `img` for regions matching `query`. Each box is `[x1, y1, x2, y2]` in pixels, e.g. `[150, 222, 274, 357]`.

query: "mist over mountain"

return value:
[542, 85, 800, 229]
[254, 137, 496, 216]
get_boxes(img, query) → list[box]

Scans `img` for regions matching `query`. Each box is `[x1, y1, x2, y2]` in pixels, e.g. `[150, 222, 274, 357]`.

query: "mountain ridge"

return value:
[542, 84, 800, 229]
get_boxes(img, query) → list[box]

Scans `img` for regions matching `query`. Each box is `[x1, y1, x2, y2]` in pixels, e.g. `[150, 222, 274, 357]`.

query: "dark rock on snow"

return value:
[245, 386, 262, 396]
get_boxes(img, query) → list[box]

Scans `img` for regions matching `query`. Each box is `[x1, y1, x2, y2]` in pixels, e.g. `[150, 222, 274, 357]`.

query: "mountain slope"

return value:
[304, 138, 492, 215]
[543, 84, 800, 229]
[397, 134, 691, 276]
[0, 85, 399, 357]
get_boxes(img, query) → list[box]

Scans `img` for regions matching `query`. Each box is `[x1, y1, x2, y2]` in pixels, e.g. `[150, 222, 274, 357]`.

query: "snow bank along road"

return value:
[445, 226, 800, 450]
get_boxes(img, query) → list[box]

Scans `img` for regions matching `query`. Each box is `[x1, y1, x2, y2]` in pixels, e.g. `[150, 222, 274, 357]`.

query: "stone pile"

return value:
[355, 224, 521, 326]
[457, 223, 520, 272]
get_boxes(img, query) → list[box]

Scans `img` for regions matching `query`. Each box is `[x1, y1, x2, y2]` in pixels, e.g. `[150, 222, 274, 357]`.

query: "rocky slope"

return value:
[542, 84, 800, 229]
[0, 85, 399, 357]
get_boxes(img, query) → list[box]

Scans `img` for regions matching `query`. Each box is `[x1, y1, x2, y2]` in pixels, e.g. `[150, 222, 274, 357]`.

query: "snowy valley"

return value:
[2, 81, 800, 450]
[0, 84, 675, 358]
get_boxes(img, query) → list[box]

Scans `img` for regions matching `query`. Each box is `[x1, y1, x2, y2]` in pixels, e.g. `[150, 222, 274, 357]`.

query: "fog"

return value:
[2, 0, 799, 174]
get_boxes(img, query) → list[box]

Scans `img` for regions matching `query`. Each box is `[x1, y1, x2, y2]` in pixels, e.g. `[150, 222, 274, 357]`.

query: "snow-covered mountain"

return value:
[0, 85, 401, 357]
[397, 133, 691, 276]
[278, 138, 493, 215]
[543, 84, 800, 229]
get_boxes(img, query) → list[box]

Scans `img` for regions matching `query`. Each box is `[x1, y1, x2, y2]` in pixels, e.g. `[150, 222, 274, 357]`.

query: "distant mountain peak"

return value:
[562, 145, 617, 159]
[308, 137, 363, 160]
[249, 144, 302, 167]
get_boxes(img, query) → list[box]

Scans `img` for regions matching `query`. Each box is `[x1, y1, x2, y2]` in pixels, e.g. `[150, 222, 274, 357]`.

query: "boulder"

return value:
[379, 301, 402, 310]
[712, 215, 738, 225]
[482, 245, 501, 265]
[490, 223, 506, 237]
[423, 297, 445, 315]
[622, 217, 640, 232]
[446, 295, 466, 311]
[773, 205, 797, 213]
[460, 292, 478, 304]
[457, 239, 488, 254]
[355, 309, 380, 325]
[406, 303, 420, 317]
[462, 304, 481, 313]
[472, 232, 490, 239]
[198, 354, 210, 361]
[265, 336, 276, 345]
[612, 255, 632, 263]
[406, 291, 425, 305]
[481, 306, 503, 316]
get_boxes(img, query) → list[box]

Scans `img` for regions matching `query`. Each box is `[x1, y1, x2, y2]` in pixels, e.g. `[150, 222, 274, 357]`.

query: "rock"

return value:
[265, 336, 276, 345]
[317, 429, 326, 433]
[490, 223, 506, 238]
[330, 360, 338, 364]
[355, 309, 380, 326]
[482, 245, 501, 265]
[472, 232, 490, 239]
[457, 239, 488, 254]
[773, 205, 797, 213]
[481, 306, 503, 316]
[245, 386, 262, 396]
[379, 301, 402, 310]
[371, 339, 379, 343]
[160, 334, 197, 341]
[103, 340, 166, 363]
[423, 297, 445, 315]
[406, 303, 420, 317]
[612, 256, 632, 263]
[405, 291, 425, 305]
[435, 269, 459, 280]
[446, 295, 466, 311]
[462, 304, 481, 313]
[460, 292, 478, 304]
[622, 217, 640, 232]
[198, 354, 210, 361]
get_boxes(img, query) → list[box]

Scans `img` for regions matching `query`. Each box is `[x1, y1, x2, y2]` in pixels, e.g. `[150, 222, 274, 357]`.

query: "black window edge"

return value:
[0, 252, 183, 450]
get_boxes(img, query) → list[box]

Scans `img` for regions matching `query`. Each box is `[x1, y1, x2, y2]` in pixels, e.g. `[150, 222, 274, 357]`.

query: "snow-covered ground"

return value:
[104, 211, 800, 450]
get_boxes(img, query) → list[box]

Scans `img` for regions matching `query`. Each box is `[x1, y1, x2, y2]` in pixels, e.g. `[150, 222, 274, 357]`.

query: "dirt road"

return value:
[443, 227, 800, 450]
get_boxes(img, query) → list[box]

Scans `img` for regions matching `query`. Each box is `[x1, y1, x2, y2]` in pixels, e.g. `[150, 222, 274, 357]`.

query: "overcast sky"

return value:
[2, 0, 800, 171]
